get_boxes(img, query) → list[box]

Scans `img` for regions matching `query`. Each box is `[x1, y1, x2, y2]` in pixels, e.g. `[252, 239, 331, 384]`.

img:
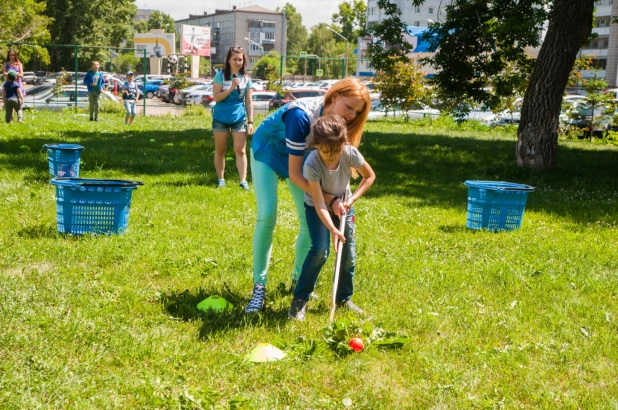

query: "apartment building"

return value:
[584, 0, 618, 87]
[366, 0, 452, 29]
[174, 5, 285, 73]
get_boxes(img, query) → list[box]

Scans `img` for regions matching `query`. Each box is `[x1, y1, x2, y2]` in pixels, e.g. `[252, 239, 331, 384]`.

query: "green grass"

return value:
[1, 112, 617, 409]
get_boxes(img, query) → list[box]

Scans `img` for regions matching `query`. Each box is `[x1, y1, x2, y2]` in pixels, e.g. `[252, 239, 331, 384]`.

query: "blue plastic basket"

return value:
[43, 143, 85, 178]
[50, 178, 143, 235]
[464, 180, 535, 231]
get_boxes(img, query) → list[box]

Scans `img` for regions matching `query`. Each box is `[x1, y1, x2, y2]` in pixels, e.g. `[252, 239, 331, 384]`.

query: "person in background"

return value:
[2, 70, 24, 123]
[105, 75, 118, 95]
[211, 46, 254, 190]
[83, 61, 105, 121]
[121, 71, 140, 125]
[244, 78, 371, 314]
[3, 50, 23, 88]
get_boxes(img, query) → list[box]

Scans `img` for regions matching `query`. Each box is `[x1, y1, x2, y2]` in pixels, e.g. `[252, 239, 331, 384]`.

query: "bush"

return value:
[182, 105, 209, 117]
[100, 99, 126, 114]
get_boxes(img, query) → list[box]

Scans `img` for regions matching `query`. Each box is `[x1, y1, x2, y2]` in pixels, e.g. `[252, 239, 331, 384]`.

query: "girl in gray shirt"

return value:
[288, 115, 376, 320]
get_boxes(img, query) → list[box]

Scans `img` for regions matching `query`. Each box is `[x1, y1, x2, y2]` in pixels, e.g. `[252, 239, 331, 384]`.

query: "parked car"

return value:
[180, 85, 213, 105]
[367, 102, 440, 120]
[137, 79, 165, 98]
[269, 89, 326, 109]
[317, 79, 340, 90]
[22, 71, 37, 84]
[209, 91, 275, 112]
[21, 85, 119, 111]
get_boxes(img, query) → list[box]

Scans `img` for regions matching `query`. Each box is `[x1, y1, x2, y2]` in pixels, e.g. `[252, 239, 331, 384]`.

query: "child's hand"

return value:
[332, 198, 345, 217]
[331, 228, 346, 252]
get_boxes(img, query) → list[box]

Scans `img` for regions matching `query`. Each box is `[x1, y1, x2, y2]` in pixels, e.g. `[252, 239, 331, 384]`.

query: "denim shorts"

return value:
[212, 118, 247, 133]
[124, 100, 137, 116]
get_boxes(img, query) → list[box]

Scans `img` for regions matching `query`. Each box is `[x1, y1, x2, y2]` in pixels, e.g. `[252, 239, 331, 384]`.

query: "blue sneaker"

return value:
[217, 179, 225, 188]
[245, 283, 265, 313]
[239, 181, 250, 191]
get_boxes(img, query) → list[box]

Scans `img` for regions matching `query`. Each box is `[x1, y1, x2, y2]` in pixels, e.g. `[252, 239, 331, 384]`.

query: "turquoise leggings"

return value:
[250, 149, 311, 285]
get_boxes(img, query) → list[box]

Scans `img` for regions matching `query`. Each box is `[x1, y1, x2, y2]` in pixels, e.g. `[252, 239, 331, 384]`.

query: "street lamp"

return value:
[244, 37, 264, 56]
[326, 27, 350, 77]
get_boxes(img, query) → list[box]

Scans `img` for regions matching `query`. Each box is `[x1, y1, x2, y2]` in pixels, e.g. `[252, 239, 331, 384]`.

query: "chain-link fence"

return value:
[279, 56, 346, 81]
[2, 42, 209, 117]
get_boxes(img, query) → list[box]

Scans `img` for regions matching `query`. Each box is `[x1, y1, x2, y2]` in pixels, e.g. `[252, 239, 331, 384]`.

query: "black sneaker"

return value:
[288, 298, 308, 320]
[337, 300, 364, 315]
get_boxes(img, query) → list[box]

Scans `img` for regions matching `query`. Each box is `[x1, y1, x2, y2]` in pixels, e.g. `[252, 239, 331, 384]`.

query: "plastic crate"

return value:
[50, 178, 143, 235]
[464, 180, 535, 231]
[43, 143, 85, 178]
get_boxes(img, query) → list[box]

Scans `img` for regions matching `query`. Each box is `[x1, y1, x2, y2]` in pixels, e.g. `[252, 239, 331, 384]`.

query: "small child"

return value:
[288, 115, 376, 320]
[2, 70, 24, 123]
[121, 71, 140, 125]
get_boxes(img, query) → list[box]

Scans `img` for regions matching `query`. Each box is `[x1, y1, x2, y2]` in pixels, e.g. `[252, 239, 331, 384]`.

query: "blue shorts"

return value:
[212, 118, 247, 133]
[124, 100, 137, 116]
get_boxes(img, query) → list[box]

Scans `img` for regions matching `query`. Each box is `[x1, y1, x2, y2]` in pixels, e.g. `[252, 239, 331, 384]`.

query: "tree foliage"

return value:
[423, 0, 548, 110]
[365, 0, 416, 74]
[279, 3, 308, 75]
[44, 0, 137, 70]
[0, 0, 52, 65]
[332, 0, 367, 42]
[374, 59, 429, 120]
[252, 51, 281, 80]
[144, 11, 176, 34]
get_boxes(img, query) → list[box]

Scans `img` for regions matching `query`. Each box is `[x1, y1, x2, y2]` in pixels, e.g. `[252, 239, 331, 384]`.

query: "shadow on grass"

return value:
[161, 281, 293, 340]
[2, 122, 617, 224]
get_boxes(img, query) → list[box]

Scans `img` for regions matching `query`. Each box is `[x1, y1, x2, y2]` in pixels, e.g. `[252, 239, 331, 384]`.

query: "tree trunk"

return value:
[516, 0, 594, 170]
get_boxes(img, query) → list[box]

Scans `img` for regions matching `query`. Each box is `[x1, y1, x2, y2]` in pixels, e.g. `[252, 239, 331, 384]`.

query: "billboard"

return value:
[134, 33, 175, 58]
[181, 25, 211, 57]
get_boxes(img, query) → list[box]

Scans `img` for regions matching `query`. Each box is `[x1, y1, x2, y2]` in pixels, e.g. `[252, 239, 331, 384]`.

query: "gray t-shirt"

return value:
[303, 145, 365, 207]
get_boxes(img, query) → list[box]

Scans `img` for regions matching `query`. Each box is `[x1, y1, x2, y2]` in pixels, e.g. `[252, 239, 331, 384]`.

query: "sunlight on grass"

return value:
[0, 111, 617, 408]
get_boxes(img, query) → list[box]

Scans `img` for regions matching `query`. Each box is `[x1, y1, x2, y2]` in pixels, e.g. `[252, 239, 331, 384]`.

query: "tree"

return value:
[365, 0, 415, 74]
[332, 0, 366, 42]
[44, 0, 137, 70]
[146, 11, 176, 34]
[307, 24, 340, 78]
[279, 3, 308, 75]
[0, 0, 52, 66]
[252, 51, 281, 80]
[422, 0, 594, 170]
[374, 59, 429, 120]
[516, 0, 594, 169]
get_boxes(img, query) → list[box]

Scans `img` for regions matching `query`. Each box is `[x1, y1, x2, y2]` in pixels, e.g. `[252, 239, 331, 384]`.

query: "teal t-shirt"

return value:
[212, 71, 253, 124]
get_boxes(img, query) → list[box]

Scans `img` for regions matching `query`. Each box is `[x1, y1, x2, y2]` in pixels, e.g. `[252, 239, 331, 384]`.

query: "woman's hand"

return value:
[231, 77, 241, 90]
[343, 197, 355, 213]
[331, 228, 346, 252]
[247, 123, 254, 135]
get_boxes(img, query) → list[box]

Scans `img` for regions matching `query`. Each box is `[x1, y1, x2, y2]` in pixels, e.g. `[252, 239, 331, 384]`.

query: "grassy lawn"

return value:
[1, 111, 617, 409]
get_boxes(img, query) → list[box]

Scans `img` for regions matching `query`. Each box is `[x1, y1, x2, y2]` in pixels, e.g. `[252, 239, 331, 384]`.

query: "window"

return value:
[586, 35, 609, 49]
[264, 32, 275, 40]
[428, 7, 433, 14]
[250, 58, 258, 64]
[414, 21, 420, 27]
[415, 6, 420, 13]
[596, 16, 611, 27]
[590, 58, 607, 69]
[250, 44, 261, 51]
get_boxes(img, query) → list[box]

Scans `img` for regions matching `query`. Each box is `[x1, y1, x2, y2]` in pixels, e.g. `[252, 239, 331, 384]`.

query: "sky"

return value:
[138, 0, 342, 29]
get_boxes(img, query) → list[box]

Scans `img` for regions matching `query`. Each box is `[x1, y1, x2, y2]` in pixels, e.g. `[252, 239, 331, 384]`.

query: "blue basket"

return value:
[43, 143, 85, 178]
[464, 180, 535, 232]
[50, 178, 144, 235]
